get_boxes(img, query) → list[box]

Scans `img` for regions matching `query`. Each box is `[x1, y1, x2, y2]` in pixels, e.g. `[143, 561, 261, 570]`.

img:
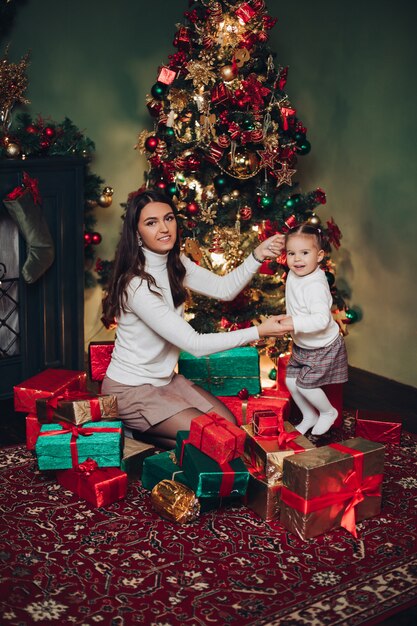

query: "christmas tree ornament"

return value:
[345, 308, 359, 323]
[167, 182, 178, 197]
[186, 201, 200, 216]
[237, 388, 249, 400]
[239, 205, 252, 220]
[151, 82, 167, 100]
[91, 232, 102, 245]
[220, 64, 236, 82]
[98, 193, 113, 208]
[221, 193, 231, 204]
[144, 136, 159, 152]
[296, 139, 311, 155]
[156, 181, 167, 192]
[226, 148, 260, 178]
[231, 189, 240, 198]
[268, 368, 277, 381]
[308, 214, 321, 226]
[44, 126, 55, 138]
[84, 232, 93, 245]
[258, 194, 273, 209]
[213, 174, 228, 192]
[5, 140, 20, 158]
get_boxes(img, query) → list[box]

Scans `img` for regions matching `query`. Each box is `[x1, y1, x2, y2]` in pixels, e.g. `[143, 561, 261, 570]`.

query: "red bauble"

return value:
[91, 232, 102, 245]
[145, 136, 159, 152]
[40, 140, 50, 150]
[236, 98, 248, 109]
[239, 206, 252, 221]
[186, 201, 199, 216]
[84, 232, 93, 245]
[44, 127, 55, 138]
[237, 388, 249, 400]
[156, 180, 167, 191]
[26, 124, 37, 134]
[185, 154, 201, 172]
[187, 219, 197, 229]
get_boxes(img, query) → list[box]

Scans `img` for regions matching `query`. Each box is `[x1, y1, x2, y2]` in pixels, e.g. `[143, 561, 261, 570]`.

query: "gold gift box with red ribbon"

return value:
[241, 422, 315, 483]
[280, 437, 385, 540]
[244, 466, 282, 521]
[36, 391, 118, 425]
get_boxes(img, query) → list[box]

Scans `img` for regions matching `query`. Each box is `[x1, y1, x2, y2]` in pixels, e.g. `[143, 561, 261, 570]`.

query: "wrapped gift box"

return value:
[187, 413, 245, 464]
[142, 451, 241, 513]
[88, 341, 115, 382]
[57, 459, 127, 507]
[244, 466, 282, 521]
[151, 480, 200, 524]
[26, 413, 41, 450]
[36, 392, 118, 425]
[242, 422, 315, 483]
[121, 437, 155, 479]
[280, 437, 385, 540]
[175, 431, 249, 498]
[355, 409, 402, 444]
[217, 392, 290, 426]
[35, 420, 123, 471]
[14, 369, 87, 414]
[253, 409, 285, 437]
[178, 346, 261, 396]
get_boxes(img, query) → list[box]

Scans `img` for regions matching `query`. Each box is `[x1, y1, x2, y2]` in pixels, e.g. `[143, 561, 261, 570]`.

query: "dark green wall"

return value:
[6, 0, 417, 386]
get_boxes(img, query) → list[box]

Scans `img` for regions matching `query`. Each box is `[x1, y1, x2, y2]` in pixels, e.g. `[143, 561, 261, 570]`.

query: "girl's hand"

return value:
[257, 315, 291, 337]
[253, 234, 285, 262]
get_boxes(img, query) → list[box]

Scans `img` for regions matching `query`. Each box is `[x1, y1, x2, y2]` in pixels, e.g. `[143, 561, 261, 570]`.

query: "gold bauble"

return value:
[226, 148, 260, 178]
[202, 184, 215, 202]
[221, 194, 231, 204]
[231, 189, 240, 199]
[5, 142, 21, 158]
[103, 186, 114, 196]
[219, 65, 236, 82]
[98, 194, 113, 208]
[308, 214, 321, 226]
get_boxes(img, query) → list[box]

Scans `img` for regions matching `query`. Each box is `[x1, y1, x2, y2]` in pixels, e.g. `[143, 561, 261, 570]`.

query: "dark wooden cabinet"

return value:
[0, 158, 85, 399]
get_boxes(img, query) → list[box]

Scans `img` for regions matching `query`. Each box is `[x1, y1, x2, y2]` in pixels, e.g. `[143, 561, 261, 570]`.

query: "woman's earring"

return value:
[136, 232, 143, 247]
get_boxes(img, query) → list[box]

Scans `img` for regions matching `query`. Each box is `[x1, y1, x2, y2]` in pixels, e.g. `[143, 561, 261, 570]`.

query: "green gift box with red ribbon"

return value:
[36, 391, 118, 425]
[35, 421, 123, 471]
[280, 437, 385, 540]
[178, 346, 261, 396]
[175, 431, 249, 498]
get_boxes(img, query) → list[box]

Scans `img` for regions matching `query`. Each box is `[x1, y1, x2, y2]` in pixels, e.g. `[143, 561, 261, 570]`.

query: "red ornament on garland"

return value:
[237, 388, 249, 400]
[145, 136, 159, 152]
[186, 201, 199, 216]
[44, 127, 55, 138]
[84, 232, 93, 246]
[91, 232, 102, 245]
[26, 124, 38, 134]
[156, 180, 167, 192]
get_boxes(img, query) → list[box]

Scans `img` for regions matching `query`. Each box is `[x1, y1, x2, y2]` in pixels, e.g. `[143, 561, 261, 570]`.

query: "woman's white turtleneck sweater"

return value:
[106, 248, 261, 386]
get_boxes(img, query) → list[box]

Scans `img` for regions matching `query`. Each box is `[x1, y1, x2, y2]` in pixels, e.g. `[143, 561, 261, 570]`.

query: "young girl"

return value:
[277, 224, 348, 436]
[101, 188, 285, 448]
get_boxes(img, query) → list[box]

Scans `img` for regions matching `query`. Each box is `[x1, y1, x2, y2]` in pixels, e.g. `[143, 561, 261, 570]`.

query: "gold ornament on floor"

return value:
[225, 148, 260, 179]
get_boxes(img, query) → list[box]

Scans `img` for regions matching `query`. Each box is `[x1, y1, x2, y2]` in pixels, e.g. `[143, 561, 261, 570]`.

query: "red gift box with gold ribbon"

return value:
[25, 413, 41, 450]
[36, 390, 118, 425]
[280, 437, 385, 540]
[14, 369, 87, 414]
[355, 409, 402, 444]
[188, 413, 245, 465]
[57, 458, 127, 507]
[241, 422, 315, 483]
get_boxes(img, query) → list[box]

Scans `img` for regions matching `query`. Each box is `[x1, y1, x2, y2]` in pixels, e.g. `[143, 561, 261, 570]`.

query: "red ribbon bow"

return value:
[77, 458, 99, 476]
[6, 171, 42, 205]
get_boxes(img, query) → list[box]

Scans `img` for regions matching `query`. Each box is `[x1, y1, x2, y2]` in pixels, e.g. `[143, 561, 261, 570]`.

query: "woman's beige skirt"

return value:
[101, 373, 213, 433]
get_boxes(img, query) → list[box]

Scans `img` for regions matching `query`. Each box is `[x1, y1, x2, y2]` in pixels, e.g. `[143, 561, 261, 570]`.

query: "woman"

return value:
[101, 189, 285, 448]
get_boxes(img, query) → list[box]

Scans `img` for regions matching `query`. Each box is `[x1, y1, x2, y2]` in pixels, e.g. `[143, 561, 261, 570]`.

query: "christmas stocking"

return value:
[3, 172, 55, 284]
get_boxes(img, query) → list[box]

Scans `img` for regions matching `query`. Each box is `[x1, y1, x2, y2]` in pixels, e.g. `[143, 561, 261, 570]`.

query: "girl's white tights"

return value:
[285, 377, 338, 435]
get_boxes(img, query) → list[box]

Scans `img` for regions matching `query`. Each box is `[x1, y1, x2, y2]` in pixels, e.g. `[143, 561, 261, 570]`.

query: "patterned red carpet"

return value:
[1, 413, 417, 626]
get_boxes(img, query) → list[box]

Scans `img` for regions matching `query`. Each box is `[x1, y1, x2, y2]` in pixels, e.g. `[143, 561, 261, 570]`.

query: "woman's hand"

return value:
[257, 315, 291, 337]
[253, 234, 285, 262]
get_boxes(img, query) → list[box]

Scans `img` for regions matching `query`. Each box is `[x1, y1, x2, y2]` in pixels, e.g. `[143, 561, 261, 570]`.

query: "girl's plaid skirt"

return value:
[286, 334, 348, 388]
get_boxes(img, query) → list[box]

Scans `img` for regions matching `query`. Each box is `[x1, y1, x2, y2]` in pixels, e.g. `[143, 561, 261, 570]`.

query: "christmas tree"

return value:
[135, 0, 355, 354]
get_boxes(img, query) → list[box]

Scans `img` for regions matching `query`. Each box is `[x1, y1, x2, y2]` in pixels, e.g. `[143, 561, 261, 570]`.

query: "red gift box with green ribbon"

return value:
[35, 421, 123, 471]
[175, 430, 249, 498]
[280, 437, 385, 540]
[56, 458, 127, 507]
[188, 413, 245, 465]
[36, 390, 118, 425]
[241, 422, 315, 483]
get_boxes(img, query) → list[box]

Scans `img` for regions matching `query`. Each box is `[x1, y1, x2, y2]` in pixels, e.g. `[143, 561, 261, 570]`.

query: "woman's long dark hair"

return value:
[101, 189, 187, 329]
